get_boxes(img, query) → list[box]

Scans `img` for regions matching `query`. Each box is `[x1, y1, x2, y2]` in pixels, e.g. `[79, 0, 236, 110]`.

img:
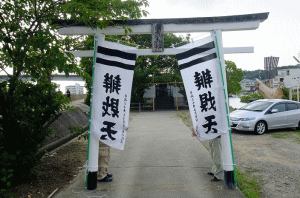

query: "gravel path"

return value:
[232, 129, 300, 198]
[178, 110, 300, 198]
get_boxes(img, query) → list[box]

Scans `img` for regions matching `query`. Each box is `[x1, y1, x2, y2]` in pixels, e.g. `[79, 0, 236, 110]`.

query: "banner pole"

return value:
[213, 30, 237, 189]
[86, 35, 104, 190]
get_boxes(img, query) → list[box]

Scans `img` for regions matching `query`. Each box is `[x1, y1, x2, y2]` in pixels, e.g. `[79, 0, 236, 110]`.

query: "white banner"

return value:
[91, 40, 136, 150]
[176, 36, 229, 140]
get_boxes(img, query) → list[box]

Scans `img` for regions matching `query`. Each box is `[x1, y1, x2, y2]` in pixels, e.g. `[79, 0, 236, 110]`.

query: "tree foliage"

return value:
[0, 0, 149, 191]
[80, 34, 190, 105]
[225, 60, 243, 95]
[243, 65, 300, 81]
[127, 34, 190, 103]
[243, 69, 267, 80]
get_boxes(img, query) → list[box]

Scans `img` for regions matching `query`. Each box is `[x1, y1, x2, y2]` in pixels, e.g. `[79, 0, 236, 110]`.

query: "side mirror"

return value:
[271, 109, 279, 113]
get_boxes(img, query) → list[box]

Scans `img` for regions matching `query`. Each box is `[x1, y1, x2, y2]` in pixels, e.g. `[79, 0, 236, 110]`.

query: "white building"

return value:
[273, 68, 300, 89]
[240, 79, 257, 93]
[65, 83, 85, 94]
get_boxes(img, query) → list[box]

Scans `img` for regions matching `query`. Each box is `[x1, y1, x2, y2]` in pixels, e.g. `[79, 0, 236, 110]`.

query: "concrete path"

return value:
[69, 99, 85, 107]
[55, 111, 245, 198]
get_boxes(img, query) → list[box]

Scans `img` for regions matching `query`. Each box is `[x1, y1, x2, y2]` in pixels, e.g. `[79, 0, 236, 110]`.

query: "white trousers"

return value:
[98, 141, 110, 180]
[209, 137, 224, 180]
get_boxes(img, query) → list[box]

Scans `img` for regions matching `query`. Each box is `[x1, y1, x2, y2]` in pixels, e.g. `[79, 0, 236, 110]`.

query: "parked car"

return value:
[229, 99, 300, 135]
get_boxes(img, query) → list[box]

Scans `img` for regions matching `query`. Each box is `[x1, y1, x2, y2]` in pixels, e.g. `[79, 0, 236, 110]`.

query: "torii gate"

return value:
[58, 12, 269, 190]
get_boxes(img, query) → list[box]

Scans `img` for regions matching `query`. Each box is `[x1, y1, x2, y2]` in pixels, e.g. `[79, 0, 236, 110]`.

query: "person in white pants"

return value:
[208, 136, 224, 181]
[192, 128, 224, 182]
[97, 141, 113, 182]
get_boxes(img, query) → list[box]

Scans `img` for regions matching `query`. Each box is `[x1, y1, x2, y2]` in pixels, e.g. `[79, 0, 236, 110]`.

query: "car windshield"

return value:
[239, 101, 274, 112]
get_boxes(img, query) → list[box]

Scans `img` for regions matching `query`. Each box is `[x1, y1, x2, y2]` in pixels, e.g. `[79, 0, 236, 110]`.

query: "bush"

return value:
[0, 80, 69, 193]
[282, 87, 289, 99]
[240, 92, 264, 103]
[292, 93, 300, 101]
[281, 87, 300, 101]
[0, 168, 14, 197]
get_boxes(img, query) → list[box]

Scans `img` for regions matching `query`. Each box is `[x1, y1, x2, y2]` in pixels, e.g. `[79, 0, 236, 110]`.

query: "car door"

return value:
[286, 102, 300, 127]
[264, 103, 288, 129]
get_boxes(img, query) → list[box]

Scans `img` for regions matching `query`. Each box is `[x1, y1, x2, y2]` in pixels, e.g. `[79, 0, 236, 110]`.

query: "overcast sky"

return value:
[144, 0, 300, 71]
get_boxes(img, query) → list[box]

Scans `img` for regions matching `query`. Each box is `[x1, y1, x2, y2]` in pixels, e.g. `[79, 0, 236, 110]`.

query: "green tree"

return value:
[127, 34, 189, 103]
[243, 69, 267, 80]
[225, 60, 243, 95]
[0, 0, 149, 192]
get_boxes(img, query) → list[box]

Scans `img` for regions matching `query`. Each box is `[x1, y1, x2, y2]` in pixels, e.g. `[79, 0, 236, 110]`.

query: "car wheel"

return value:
[254, 121, 267, 135]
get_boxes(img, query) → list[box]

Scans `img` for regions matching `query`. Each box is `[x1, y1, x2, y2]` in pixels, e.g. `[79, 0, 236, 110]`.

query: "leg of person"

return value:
[207, 140, 215, 176]
[210, 137, 224, 181]
[98, 142, 112, 182]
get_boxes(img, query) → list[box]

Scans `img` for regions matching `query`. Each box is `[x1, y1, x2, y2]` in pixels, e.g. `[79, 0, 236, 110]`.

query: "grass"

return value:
[295, 130, 300, 135]
[236, 168, 262, 198]
[271, 130, 300, 143]
[177, 112, 192, 128]
[292, 130, 300, 142]
[178, 114, 188, 122]
[271, 133, 289, 139]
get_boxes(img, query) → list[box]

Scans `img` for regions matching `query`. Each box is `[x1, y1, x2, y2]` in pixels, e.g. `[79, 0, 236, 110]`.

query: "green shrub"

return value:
[292, 93, 299, 101]
[0, 168, 14, 197]
[282, 87, 289, 99]
[240, 92, 264, 103]
[282, 87, 300, 101]
[0, 81, 69, 193]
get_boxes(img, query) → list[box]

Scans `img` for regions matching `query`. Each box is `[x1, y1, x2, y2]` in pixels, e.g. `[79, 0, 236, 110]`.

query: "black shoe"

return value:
[211, 176, 221, 182]
[107, 173, 113, 178]
[207, 172, 214, 176]
[98, 175, 113, 182]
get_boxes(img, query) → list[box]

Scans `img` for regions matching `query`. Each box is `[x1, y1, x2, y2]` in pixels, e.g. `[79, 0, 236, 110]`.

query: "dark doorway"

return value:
[155, 84, 174, 109]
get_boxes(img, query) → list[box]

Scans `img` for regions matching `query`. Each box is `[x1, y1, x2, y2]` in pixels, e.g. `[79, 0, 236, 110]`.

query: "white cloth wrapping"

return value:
[90, 40, 136, 150]
[176, 36, 229, 140]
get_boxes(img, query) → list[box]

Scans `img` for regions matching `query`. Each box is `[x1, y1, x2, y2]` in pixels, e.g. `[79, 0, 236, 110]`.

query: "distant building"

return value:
[240, 79, 257, 93]
[65, 83, 85, 94]
[264, 56, 279, 79]
[273, 68, 300, 89]
[143, 84, 187, 109]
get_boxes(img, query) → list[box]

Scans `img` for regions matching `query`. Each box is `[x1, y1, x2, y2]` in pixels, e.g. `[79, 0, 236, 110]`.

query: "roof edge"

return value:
[56, 12, 269, 28]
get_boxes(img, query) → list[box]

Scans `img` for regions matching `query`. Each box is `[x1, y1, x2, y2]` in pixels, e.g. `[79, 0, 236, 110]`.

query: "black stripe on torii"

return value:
[97, 46, 136, 60]
[176, 41, 215, 61]
[96, 58, 135, 71]
[177, 53, 218, 70]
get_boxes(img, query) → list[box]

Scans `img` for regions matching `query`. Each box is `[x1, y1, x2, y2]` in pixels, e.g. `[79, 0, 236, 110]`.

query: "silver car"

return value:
[229, 99, 300, 135]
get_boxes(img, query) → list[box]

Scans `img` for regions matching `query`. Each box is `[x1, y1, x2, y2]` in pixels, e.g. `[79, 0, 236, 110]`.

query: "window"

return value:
[287, 103, 298, 111]
[241, 101, 273, 112]
[271, 103, 285, 112]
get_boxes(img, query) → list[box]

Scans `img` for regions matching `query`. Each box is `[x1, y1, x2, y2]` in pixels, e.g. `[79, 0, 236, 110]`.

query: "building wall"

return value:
[65, 83, 85, 94]
[273, 69, 300, 88]
[143, 84, 186, 106]
[240, 79, 257, 93]
[143, 84, 185, 99]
